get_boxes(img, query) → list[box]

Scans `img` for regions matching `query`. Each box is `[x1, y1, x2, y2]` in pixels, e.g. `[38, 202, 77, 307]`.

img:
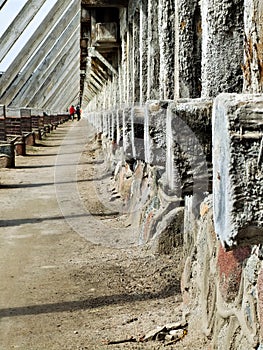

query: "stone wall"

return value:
[88, 98, 213, 246]
[83, 0, 263, 348]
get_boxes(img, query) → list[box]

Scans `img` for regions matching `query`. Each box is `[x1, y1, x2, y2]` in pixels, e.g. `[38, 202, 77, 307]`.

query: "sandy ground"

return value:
[0, 120, 208, 350]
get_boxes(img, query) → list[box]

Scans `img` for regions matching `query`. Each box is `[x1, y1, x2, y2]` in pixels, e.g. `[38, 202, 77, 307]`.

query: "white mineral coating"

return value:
[6, 108, 20, 117]
[201, 0, 244, 97]
[97, 111, 103, 133]
[144, 100, 171, 166]
[213, 93, 263, 248]
[0, 105, 5, 117]
[122, 107, 134, 159]
[110, 111, 116, 141]
[243, 0, 263, 93]
[131, 105, 144, 160]
[166, 99, 212, 199]
[178, 0, 202, 98]
[116, 109, 123, 145]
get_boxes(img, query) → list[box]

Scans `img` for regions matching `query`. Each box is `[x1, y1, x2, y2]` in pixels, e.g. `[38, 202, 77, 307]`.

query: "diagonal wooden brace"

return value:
[88, 47, 118, 76]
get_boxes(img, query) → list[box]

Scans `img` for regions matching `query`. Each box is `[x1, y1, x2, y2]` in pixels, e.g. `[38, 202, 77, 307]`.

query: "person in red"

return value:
[69, 105, 75, 121]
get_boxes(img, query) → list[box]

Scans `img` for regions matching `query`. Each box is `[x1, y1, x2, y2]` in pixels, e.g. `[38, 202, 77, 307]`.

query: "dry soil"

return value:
[0, 120, 208, 350]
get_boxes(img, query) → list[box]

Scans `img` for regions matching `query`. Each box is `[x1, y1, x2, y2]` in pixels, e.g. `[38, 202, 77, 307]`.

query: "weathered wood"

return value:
[243, 0, 263, 93]
[0, 0, 71, 99]
[88, 73, 104, 90]
[95, 22, 118, 43]
[44, 56, 79, 110]
[0, 117, 6, 141]
[1, 3, 80, 107]
[53, 77, 80, 112]
[10, 19, 80, 108]
[213, 94, 263, 248]
[166, 99, 212, 196]
[42, 65, 80, 111]
[28, 42, 79, 108]
[106, 337, 137, 345]
[0, 0, 47, 63]
[0, 105, 5, 118]
[0, 0, 8, 11]
[88, 47, 118, 75]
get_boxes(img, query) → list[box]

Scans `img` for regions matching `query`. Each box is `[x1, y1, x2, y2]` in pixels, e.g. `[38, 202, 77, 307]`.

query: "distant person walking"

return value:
[69, 105, 75, 121]
[76, 105, 81, 121]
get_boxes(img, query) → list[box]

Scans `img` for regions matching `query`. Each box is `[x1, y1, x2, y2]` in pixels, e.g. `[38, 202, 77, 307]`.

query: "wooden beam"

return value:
[41, 58, 79, 109]
[10, 17, 80, 108]
[0, 0, 71, 98]
[1, 4, 80, 106]
[29, 47, 79, 108]
[0, 0, 47, 63]
[0, 0, 8, 11]
[52, 81, 79, 112]
[88, 47, 118, 75]
[81, 0, 128, 7]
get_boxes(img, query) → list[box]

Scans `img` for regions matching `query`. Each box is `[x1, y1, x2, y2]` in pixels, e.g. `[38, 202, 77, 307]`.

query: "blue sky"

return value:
[0, 0, 57, 71]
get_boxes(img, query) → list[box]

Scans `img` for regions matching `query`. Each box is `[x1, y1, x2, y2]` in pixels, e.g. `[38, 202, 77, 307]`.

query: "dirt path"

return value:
[0, 120, 206, 350]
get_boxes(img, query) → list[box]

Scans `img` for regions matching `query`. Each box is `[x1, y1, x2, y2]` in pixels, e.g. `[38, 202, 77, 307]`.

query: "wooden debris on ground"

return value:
[104, 336, 137, 345]
[104, 320, 188, 346]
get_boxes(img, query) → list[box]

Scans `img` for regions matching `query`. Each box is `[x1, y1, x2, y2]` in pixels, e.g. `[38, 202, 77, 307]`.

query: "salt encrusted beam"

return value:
[167, 99, 212, 199]
[243, 0, 263, 93]
[213, 93, 263, 248]
[88, 47, 118, 76]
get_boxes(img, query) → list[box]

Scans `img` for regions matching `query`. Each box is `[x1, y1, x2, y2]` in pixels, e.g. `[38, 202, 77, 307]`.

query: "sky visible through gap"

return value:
[0, 0, 57, 72]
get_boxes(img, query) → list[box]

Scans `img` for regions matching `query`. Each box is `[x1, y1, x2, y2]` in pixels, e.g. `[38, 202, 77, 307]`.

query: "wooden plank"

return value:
[0, 0, 47, 63]
[0, 0, 8, 11]
[41, 64, 79, 111]
[88, 47, 118, 75]
[213, 94, 263, 247]
[27, 41, 79, 108]
[1, 3, 80, 107]
[0, 0, 71, 100]
[10, 19, 79, 108]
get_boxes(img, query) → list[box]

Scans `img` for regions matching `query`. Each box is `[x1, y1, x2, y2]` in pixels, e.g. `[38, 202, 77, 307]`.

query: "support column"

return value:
[147, 0, 160, 100]
[201, 0, 244, 97]
[132, 5, 140, 103]
[139, 0, 148, 104]
[243, 0, 263, 93]
[177, 0, 201, 98]
[158, 0, 175, 100]
[213, 94, 263, 248]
